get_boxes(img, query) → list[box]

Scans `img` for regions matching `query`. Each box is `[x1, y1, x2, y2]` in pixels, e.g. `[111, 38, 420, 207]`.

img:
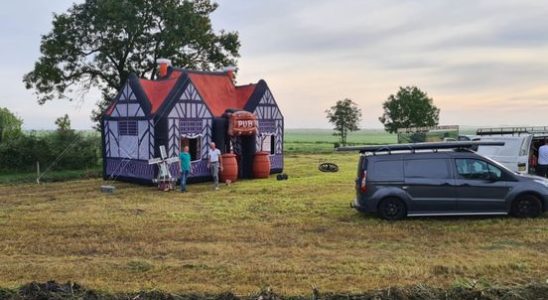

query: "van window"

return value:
[405, 159, 450, 179]
[455, 159, 502, 180]
[373, 160, 403, 181]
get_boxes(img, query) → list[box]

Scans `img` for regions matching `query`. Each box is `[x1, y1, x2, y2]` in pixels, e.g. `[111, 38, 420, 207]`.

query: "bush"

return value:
[0, 134, 49, 172]
[0, 131, 101, 172]
[45, 130, 100, 170]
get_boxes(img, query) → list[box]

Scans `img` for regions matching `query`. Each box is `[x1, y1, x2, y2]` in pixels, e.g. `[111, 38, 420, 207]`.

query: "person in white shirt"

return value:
[207, 142, 223, 190]
[537, 139, 548, 178]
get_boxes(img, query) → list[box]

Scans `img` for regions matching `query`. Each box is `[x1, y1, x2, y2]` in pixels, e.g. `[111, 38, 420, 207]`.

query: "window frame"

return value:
[260, 133, 276, 155]
[404, 158, 451, 179]
[118, 120, 138, 136]
[372, 159, 404, 182]
[454, 158, 503, 181]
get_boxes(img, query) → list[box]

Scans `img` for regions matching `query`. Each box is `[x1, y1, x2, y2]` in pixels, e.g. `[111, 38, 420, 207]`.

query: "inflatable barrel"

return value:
[253, 151, 271, 178]
[220, 153, 238, 183]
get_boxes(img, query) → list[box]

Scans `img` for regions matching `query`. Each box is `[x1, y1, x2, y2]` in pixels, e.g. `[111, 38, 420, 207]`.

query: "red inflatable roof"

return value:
[104, 69, 258, 117]
[140, 70, 182, 113]
[188, 72, 256, 116]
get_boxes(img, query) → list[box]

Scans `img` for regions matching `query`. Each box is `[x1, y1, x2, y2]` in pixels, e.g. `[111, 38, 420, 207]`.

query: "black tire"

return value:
[318, 162, 339, 172]
[378, 198, 407, 221]
[511, 195, 542, 218]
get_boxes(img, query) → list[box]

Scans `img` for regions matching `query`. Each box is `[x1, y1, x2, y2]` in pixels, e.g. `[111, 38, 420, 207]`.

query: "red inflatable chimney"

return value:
[157, 58, 172, 78]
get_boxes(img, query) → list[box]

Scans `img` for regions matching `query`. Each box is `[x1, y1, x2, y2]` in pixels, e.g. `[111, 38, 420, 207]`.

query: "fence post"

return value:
[36, 161, 40, 184]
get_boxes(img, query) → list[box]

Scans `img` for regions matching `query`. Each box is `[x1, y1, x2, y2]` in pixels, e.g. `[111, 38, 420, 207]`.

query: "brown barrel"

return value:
[253, 151, 271, 178]
[220, 153, 238, 182]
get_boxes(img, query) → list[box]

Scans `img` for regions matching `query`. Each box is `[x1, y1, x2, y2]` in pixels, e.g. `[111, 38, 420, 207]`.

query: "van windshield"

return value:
[476, 137, 528, 157]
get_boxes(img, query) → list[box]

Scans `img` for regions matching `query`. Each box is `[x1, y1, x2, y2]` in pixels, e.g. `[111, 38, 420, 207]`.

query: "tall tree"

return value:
[0, 107, 23, 144]
[55, 114, 72, 132]
[325, 99, 362, 146]
[379, 86, 440, 133]
[24, 0, 240, 126]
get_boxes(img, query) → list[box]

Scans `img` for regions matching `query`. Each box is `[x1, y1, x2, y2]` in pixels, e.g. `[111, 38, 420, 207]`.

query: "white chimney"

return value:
[222, 65, 237, 82]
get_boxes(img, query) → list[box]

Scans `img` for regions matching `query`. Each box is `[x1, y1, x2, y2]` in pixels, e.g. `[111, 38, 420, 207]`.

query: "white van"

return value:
[474, 127, 548, 175]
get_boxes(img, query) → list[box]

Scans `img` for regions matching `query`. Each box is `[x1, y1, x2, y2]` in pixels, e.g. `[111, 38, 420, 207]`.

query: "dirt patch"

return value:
[1, 281, 547, 300]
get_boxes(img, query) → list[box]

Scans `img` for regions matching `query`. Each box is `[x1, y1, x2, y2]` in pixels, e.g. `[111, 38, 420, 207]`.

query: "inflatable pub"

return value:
[101, 60, 283, 184]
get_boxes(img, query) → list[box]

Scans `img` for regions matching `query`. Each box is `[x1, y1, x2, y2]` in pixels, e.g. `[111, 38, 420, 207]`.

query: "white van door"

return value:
[475, 135, 532, 174]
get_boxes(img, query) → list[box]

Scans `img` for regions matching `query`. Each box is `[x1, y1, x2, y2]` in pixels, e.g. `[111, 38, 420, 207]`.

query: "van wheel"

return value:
[511, 195, 542, 218]
[378, 198, 407, 221]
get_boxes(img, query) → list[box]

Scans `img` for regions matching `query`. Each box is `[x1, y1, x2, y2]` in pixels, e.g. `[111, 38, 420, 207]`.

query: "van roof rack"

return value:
[336, 141, 505, 154]
[476, 126, 548, 136]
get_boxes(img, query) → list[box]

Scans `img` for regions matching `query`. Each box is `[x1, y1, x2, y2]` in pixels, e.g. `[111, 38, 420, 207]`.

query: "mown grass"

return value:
[0, 152, 546, 295]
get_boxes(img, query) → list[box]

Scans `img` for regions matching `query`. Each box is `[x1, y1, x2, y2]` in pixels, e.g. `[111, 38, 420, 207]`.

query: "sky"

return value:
[0, 0, 547, 130]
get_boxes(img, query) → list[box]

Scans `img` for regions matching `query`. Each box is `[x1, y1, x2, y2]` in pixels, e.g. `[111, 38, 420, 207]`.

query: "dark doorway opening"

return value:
[239, 135, 256, 179]
[181, 136, 201, 161]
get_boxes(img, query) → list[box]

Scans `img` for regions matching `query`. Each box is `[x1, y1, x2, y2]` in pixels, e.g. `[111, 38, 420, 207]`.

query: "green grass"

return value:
[285, 128, 396, 144]
[284, 129, 397, 153]
[0, 168, 101, 184]
[0, 152, 546, 295]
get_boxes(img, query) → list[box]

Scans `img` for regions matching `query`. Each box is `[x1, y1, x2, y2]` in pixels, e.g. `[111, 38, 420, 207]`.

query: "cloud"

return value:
[214, 0, 548, 128]
[1, 0, 547, 129]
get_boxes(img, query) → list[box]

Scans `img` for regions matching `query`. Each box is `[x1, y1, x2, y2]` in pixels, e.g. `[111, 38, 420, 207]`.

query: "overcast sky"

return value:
[1, 0, 547, 130]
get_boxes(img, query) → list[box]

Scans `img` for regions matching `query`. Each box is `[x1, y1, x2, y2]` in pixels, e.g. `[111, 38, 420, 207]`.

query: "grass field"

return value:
[0, 150, 546, 295]
[0, 168, 101, 184]
[285, 128, 397, 144]
[0, 129, 391, 183]
[285, 129, 397, 153]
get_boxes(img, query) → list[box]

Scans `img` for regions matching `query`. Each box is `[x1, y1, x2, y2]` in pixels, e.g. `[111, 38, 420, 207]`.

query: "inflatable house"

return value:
[101, 61, 283, 184]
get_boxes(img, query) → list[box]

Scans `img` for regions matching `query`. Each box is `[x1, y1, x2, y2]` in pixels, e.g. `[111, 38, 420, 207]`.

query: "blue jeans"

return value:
[180, 170, 190, 191]
[210, 161, 219, 188]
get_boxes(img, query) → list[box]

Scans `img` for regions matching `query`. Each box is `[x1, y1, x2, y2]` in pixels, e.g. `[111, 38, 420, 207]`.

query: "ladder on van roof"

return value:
[476, 126, 548, 136]
[336, 141, 504, 154]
